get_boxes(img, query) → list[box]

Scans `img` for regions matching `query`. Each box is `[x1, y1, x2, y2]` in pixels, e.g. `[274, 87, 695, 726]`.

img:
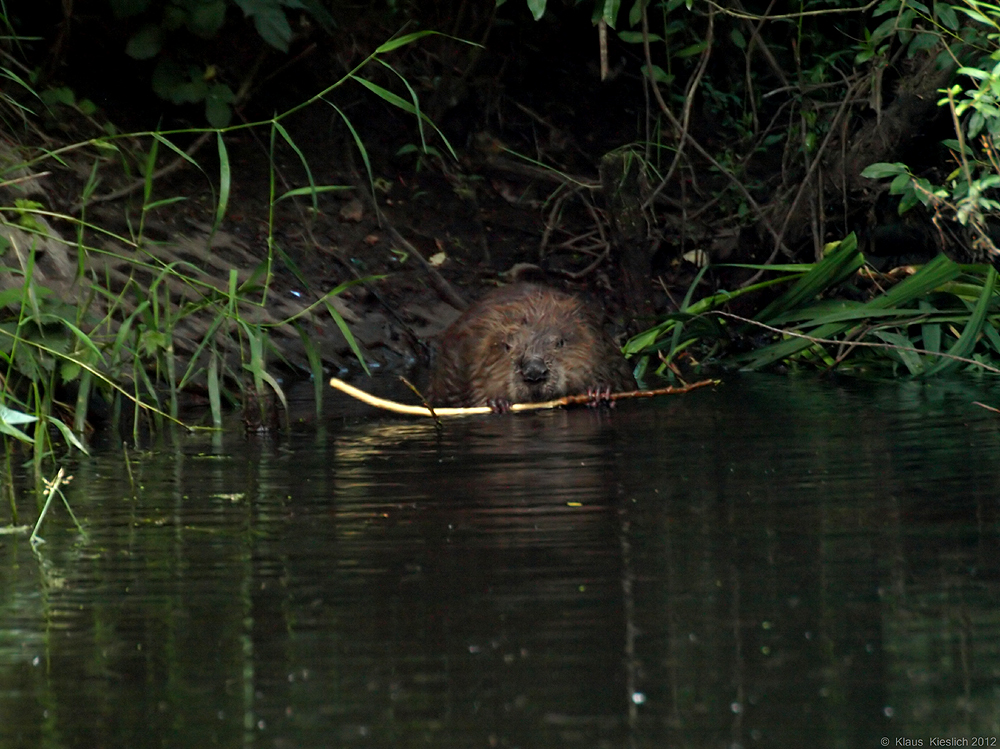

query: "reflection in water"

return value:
[1, 375, 1000, 747]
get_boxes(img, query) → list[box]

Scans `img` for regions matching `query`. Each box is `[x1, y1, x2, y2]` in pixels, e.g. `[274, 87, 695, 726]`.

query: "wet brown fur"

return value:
[428, 284, 638, 407]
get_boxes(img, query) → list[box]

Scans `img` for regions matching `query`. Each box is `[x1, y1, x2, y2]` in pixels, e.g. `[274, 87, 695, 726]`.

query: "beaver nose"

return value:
[520, 356, 549, 383]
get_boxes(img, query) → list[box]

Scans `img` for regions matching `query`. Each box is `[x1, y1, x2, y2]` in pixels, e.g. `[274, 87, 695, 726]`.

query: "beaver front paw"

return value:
[487, 397, 513, 413]
[585, 385, 615, 408]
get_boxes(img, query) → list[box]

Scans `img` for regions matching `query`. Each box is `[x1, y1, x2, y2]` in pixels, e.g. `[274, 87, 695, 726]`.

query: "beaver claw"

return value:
[586, 385, 615, 407]
[487, 398, 513, 413]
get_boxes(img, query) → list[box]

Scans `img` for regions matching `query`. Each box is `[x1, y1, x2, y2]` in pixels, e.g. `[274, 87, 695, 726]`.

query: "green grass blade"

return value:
[873, 330, 925, 375]
[921, 264, 997, 376]
[151, 132, 199, 168]
[328, 103, 374, 194]
[919, 300, 941, 354]
[208, 347, 222, 429]
[49, 417, 89, 454]
[321, 297, 369, 374]
[272, 121, 318, 211]
[296, 323, 325, 418]
[214, 133, 231, 232]
[868, 254, 962, 309]
[755, 233, 863, 323]
[375, 30, 439, 54]
[73, 370, 92, 435]
[741, 254, 963, 370]
[276, 184, 353, 201]
[374, 59, 457, 159]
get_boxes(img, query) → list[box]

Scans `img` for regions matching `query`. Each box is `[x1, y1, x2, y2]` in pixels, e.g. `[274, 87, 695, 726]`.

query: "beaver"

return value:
[427, 283, 637, 408]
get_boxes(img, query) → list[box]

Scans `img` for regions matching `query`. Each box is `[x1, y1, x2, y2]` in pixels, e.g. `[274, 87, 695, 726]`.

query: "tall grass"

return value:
[0, 31, 454, 514]
[627, 234, 1000, 378]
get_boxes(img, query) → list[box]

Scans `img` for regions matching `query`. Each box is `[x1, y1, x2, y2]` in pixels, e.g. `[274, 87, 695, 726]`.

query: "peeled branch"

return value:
[329, 377, 717, 418]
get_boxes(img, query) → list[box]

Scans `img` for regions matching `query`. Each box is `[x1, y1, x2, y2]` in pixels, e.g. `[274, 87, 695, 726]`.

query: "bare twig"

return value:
[639, 4, 788, 255]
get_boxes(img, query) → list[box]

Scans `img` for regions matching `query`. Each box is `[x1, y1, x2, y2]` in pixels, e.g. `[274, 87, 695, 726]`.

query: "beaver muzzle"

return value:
[519, 356, 549, 384]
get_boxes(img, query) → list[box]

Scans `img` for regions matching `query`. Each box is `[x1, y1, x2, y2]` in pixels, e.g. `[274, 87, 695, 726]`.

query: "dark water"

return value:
[2, 375, 1000, 749]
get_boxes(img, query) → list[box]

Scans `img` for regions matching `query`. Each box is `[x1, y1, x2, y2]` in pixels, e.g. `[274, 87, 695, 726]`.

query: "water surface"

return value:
[2, 375, 999, 748]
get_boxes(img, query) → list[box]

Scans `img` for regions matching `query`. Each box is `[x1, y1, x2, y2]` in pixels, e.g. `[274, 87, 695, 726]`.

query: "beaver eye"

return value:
[556, 337, 566, 348]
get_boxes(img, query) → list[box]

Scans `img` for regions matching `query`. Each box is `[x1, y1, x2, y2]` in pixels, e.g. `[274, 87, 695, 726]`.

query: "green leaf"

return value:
[152, 59, 208, 104]
[889, 172, 911, 193]
[936, 3, 959, 30]
[527, 0, 546, 21]
[187, 0, 227, 38]
[982, 319, 1000, 354]
[352, 75, 412, 111]
[919, 301, 941, 353]
[272, 121, 319, 210]
[675, 41, 708, 58]
[953, 6, 991, 24]
[208, 348, 222, 429]
[898, 188, 920, 214]
[956, 65, 989, 80]
[109, 0, 151, 18]
[642, 64, 673, 85]
[41, 87, 74, 108]
[871, 17, 897, 45]
[0, 420, 34, 444]
[742, 253, 962, 370]
[618, 30, 662, 43]
[276, 184, 352, 201]
[756, 233, 863, 323]
[205, 84, 235, 127]
[922, 265, 997, 375]
[602, 0, 621, 29]
[151, 131, 199, 167]
[125, 24, 164, 60]
[234, 0, 294, 51]
[0, 404, 37, 427]
[874, 330, 924, 375]
[215, 133, 231, 230]
[50, 416, 89, 454]
[376, 31, 438, 54]
[861, 162, 908, 179]
[969, 110, 985, 138]
[253, 6, 293, 51]
[629, 0, 642, 26]
[941, 138, 973, 155]
[907, 31, 939, 57]
[873, 0, 900, 17]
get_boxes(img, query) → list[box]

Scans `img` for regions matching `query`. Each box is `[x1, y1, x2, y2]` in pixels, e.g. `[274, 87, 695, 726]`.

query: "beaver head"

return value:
[492, 318, 595, 402]
[429, 284, 637, 408]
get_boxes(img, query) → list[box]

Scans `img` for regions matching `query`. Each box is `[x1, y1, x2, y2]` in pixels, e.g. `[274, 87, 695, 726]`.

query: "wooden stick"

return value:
[329, 377, 718, 418]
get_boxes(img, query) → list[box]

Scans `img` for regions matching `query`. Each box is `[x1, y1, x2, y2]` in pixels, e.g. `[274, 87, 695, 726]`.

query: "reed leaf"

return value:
[755, 234, 863, 323]
[214, 132, 231, 232]
[921, 264, 997, 376]
[208, 347, 222, 429]
[741, 254, 963, 370]
[297, 323, 325, 418]
[272, 121, 318, 211]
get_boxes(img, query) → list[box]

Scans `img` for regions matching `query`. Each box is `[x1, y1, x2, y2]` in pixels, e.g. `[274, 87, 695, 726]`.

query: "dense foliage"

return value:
[5, 0, 1000, 512]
